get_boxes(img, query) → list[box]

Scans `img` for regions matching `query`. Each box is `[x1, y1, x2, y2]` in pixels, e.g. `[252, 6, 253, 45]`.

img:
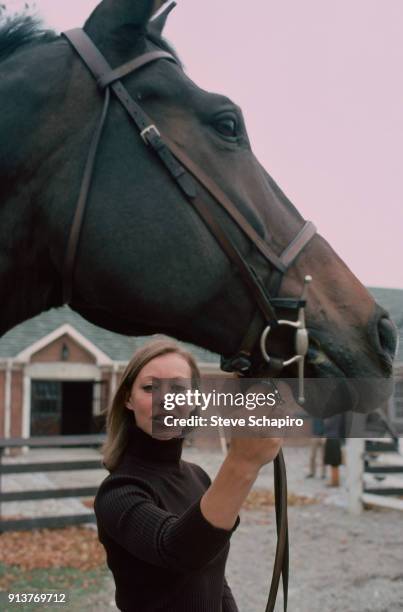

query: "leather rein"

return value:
[61, 28, 317, 612]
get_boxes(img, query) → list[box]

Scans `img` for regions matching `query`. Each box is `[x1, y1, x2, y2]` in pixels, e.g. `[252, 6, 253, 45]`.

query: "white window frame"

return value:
[392, 378, 403, 423]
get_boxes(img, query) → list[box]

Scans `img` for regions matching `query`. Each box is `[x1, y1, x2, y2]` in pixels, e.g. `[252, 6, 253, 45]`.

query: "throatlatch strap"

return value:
[62, 88, 110, 305]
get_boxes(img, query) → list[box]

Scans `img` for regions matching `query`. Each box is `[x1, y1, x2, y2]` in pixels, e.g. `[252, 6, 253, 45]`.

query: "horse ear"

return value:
[149, 1, 177, 36]
[84, 0, 155, 57]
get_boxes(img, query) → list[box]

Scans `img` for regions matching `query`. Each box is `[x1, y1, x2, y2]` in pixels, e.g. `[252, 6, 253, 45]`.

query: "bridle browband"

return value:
[61, 27, 317, 612]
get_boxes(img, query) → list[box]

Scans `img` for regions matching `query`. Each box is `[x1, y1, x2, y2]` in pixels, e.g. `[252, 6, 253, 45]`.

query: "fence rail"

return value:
[0, 435, 106, 532]
[346, 436, 403, 514]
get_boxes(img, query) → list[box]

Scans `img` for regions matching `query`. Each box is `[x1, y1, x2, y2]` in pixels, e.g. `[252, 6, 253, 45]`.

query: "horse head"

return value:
[0, 0, 397, 417]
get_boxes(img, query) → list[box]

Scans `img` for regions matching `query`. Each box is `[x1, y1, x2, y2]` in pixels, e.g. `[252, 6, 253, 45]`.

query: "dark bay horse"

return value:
[0, 0, 397, 418]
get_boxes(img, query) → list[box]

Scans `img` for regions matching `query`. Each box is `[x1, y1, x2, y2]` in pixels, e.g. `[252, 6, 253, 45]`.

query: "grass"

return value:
[0, 526, 114, 611]
[0, 564, 112, 611]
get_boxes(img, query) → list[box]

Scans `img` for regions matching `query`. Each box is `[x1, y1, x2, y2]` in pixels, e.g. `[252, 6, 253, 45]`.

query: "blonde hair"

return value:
[102, 338, 200, 471]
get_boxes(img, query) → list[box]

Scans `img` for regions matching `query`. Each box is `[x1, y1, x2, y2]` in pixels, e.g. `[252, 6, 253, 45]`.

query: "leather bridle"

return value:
[61, 27, 317, 612]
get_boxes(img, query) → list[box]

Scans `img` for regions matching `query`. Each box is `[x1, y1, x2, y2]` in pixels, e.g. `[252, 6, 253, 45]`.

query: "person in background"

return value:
[323, 414, 345, 487]
[306, 417, 326, 479]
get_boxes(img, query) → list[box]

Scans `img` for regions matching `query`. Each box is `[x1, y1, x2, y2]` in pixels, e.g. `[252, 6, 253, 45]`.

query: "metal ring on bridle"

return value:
[259, 275, 312, 404]
[260, 325, 272, 363]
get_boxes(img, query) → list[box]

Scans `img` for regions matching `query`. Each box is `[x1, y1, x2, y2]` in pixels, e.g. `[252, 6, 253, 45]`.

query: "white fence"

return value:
[346, 437, 403, 513]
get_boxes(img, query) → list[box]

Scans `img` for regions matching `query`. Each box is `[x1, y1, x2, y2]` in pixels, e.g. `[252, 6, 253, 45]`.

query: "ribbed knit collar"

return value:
[124, 418, 184, 466]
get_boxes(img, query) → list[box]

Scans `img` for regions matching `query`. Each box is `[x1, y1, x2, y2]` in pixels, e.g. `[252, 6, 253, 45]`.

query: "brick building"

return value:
[0, 306, 220, 439]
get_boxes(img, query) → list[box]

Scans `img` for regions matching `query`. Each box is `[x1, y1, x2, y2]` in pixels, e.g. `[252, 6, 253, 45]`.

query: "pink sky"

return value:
[10, 0, 403, 289]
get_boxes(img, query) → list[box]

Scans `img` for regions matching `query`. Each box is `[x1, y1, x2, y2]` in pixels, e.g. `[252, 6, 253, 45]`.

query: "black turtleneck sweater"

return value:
[94, 421, 240, 612]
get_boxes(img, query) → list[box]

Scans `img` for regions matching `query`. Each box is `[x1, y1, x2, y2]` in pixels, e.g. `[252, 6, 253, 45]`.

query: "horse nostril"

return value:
[377, 316, 398, 360]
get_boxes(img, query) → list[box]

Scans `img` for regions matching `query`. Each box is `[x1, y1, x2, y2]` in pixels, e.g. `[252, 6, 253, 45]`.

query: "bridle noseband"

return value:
[61, 28, 318, 612]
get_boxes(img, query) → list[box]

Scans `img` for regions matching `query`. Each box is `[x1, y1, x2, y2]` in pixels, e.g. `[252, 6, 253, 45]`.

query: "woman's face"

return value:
[126, 352, 193, 439]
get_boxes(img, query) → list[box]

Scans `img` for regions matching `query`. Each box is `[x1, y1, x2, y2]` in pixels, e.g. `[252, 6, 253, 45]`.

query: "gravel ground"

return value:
[2, 445, 403, 611]
[227, 503, 403, 612]
[185, 445, 403, 612]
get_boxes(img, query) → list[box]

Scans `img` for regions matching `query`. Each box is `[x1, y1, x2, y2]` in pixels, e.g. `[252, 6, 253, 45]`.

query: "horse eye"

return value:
[214, 116, 238, 138]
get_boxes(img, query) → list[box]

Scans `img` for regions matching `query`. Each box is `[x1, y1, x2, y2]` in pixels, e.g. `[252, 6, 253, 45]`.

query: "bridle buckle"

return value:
[140, 124, 161, 145]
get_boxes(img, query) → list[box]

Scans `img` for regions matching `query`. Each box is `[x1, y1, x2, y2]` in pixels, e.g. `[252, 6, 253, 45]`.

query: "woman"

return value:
[95, 339, 282, 611]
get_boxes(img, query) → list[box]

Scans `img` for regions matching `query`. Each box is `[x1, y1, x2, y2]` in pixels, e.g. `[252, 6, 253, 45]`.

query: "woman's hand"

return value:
[200, 381, 285, 530]
[227, 436, 283, 471]
[200, 434, 283, 530]
[226, 380, 284, 470]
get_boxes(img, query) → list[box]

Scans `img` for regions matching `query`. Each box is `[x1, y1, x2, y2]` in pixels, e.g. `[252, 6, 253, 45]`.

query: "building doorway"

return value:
[31, 380, 94, 436]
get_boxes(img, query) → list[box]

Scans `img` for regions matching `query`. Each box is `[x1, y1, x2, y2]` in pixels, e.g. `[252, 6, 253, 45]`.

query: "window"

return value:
[393, 380, 403, 421]
[31, 380, 62, 435]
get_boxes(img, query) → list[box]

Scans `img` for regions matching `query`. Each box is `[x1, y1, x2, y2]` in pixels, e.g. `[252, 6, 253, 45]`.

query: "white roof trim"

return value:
[15, 323, 113, 366]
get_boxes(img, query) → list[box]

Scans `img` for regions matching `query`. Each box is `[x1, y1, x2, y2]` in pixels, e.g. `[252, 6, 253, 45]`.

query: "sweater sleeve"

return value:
[95, 475, 239, 572]
[191, 462, 212, 488]
[222, 576, 239, 612]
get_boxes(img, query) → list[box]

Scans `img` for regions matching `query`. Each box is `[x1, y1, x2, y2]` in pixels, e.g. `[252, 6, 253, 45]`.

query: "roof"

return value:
[368, 287, 403, 362]
[0, 286, 401, 363]
[368, 287, 403, 326]
[0, 306, 219, 364]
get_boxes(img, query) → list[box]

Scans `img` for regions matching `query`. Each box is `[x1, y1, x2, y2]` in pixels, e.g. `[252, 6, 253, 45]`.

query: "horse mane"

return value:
[0, 15, 57, 63]
[0, 14, 182, 67]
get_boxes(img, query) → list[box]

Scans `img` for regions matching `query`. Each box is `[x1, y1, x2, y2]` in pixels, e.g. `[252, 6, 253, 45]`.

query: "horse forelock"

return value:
[0, 15, 57, 64]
